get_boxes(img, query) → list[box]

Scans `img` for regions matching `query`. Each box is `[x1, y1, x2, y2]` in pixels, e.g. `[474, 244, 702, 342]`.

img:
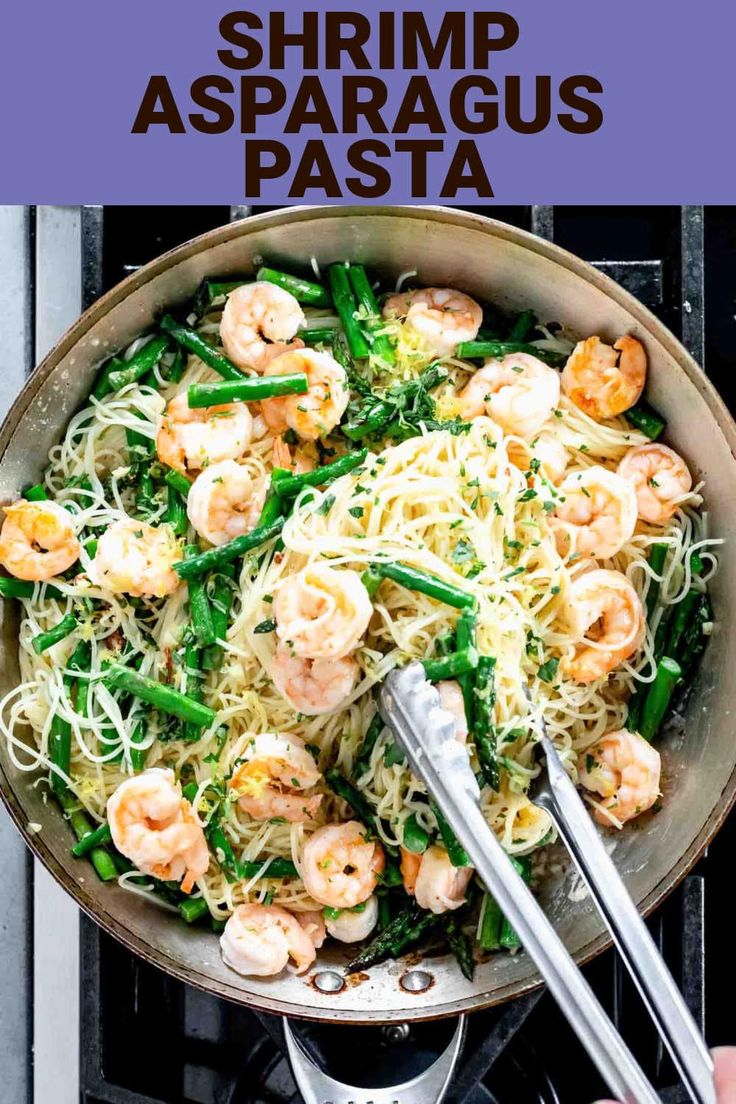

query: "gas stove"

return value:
[1, 204, 734, 1104]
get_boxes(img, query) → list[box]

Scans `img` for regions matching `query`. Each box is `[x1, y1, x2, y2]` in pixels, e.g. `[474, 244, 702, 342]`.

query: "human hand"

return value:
[595, 1046, 736, 1104]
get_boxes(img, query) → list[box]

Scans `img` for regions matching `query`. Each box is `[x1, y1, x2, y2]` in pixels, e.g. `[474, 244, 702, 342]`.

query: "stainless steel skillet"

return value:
[0, 205, 734, 1024]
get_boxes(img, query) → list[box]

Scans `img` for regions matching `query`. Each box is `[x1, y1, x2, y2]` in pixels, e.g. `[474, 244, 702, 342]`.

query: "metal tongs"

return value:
[379, 664, 716, 1104]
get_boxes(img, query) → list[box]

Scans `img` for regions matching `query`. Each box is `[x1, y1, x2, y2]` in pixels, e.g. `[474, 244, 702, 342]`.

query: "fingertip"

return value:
[712, 1046, 736, 1102]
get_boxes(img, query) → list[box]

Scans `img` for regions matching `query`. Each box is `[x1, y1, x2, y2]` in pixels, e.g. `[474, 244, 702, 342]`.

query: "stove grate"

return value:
[75, 203, 734, 1104]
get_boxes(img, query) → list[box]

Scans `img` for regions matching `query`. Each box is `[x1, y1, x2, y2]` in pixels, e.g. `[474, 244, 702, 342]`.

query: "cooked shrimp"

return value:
[617, 443, 693, 524]
[578, 729, 661, 826]
[414, 845, 473, 914]
[563, 568, 645, 683]
[220, 282, 306, 373]
[0, 499, 80, 581]
[301, 821, 384, 909]
[187, 459, 267, 546]
[92, 518, 181, 597]
[107, 768, 209, 893]
[552, 466, 638, 559]
[274, 564, 372, 661]
[400, 847, 422, 895]
[325, 895, 379, 943]
[297, 909, 326, 948]
[271, 436, 315, 475]
[260, 349, 349, 440]
[271, 643, 359, 716]
[508, 432, 569, 485]
[437, 680, 468, 744]
[383, 287, 483, 358]
[459, 354, 561, 439]
[220, 903, 317, 977]
[156, 392, 253, 475]
[229, 732, 322, 823]
[561, 336, 646, 420]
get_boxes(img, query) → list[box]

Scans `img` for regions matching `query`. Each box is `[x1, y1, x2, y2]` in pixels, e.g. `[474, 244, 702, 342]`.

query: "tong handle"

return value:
[421, 794, 660, 1104]
[380, 668, 660, 1104]
[536, 737, 715, 1104]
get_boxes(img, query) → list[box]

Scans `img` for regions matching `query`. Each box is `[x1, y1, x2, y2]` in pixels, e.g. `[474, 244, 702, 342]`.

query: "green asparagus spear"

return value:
[32, 612, 77, 654]
[240, 857, 298, 878]
[347, 264, 395, 366]
[472, 656, 499, 791]
[180, 897, 210, 924]
[353, 713, 384, 779]
[626, 400, 666, 440]
[665, 590, 701, 660]
[106, 335, 170, 393]
[346, 905, 439, 971]
[301, 326, 337, 346]
[129, 719, 149, 772]
[454, 609, 477, 726]
[193, 278, 247, 315]
[679, 594, 713, 679]
[182, 640, 204, 743]
[361, 566, 383, 599]
[0, 577, 63, 600]
[402, 813, 430, 854]
[478, 893, 504, 951]
[165, 484, 188, 537]
[639, 657, 682, 742]
[71, 821, 113, 856]
[187, 373, 308, 408]
[207, 824, 244, 882]
[103, 665, 216, 728]
[444, 915, 476, 980]
[499, 856, 532, 949]
[184, 546, 216, 648]
[327, 264, 370, 359]
[430, 799, 469, 867]
[455, 340, 565, 367]
[202, 564, 236, 671]
[370, 561, 477, 611]
[507, 309, 536, 343]
[165, 468, 193, 500]
[173, 518, 284, 580]
[271, 448, 368, 498]
[256, 266, 332, 307]
[24, 483, 48, 501]
[325, 768, 379, 832]
[422, 647, 479, 682]
[160, 315, 243, 381]
[59, 793, 118, 881]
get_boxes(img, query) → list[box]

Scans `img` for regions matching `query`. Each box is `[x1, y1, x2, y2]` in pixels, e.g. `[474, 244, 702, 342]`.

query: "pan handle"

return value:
[282, 1015, 466, 1104]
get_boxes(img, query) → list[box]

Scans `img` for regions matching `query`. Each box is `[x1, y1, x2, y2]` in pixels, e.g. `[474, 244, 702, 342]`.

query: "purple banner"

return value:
[0, 0, 733, 203]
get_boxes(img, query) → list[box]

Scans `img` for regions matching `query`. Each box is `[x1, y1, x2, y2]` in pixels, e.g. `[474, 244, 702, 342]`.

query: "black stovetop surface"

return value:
[79, 205, 736, 1104]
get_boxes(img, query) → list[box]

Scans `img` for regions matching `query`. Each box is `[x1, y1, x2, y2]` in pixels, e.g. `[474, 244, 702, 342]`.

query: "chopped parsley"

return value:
[451, 538, 476, 564]
[383, 741, 406, 768]
[537, 657, 560, 683]
[503, 566, 525, 580]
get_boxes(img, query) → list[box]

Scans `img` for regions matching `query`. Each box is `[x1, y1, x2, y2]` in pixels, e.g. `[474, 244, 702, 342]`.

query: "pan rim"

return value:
[1, 203, 734, 1023]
